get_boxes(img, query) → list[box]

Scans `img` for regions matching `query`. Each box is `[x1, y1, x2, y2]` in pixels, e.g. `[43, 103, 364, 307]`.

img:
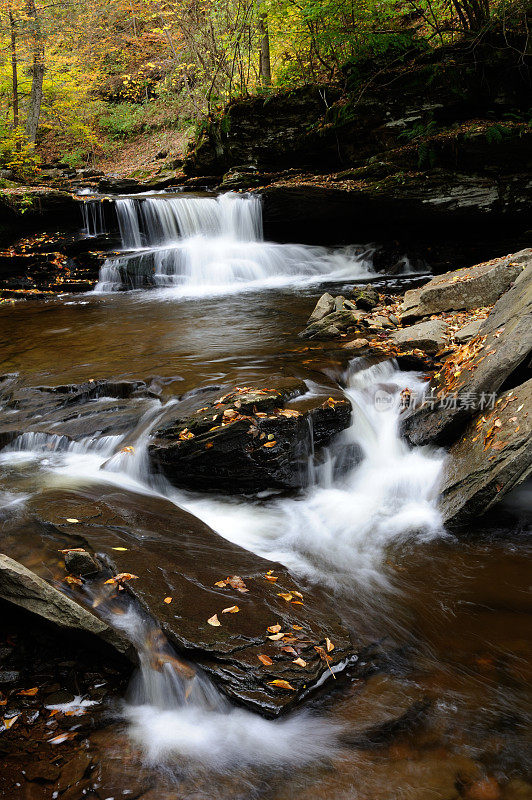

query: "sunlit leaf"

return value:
[268, 680, 295, 691]
[258, 654, 273, 665]
[222, 605, 239, 613]
[207, 614, 221, 626]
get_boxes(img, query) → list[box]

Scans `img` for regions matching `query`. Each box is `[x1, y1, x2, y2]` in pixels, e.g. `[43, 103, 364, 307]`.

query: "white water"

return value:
[0, 358, 444, 771]
[92, 192, 375, 295]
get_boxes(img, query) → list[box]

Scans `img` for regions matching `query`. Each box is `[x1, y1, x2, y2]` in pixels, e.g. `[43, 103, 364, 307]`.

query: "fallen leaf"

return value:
[290, 590, 303, 599]
[267, 624, 282, 633]
[120, 446, 135, 454]
[4, 715, 19, 729]
[59, 548, 85, 554]
[268, 680, 295, 691]
[263, 441, 277, 448]
[163, 597, 173, 604]
[258, 655, 273, 666]
[293, 658, 307, 667]
[291, 600, 304, 605]
[64, 576, 83, 586]
[66, 518, 79, 523]
[222, 605, 239, 613]
[205, 442, 214, 449]
[292, 625, 303, 631]
[265, 574, 278, 582]
[277, 592, 293, 602]
[105, 572, 139, 585]
[268, 633, 284, 640]
[226, 575, 248, 593]
[111, 547, 128, 551]
[207, 614, 221, 626]
[281, 646, 297, 655]
[325, 638, 335, 652]
[17, 687, 38, 696]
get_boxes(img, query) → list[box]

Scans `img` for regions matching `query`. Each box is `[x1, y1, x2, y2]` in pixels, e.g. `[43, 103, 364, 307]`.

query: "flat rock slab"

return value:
[13, 485, 356, 717]
[402, 252, 532, 446]
[390, 319, 447, 354]
[401, 250, 528, 322]
[149, 382, 351, 494]
[0, 553, 133, 659]
[439, 378, 532, 528]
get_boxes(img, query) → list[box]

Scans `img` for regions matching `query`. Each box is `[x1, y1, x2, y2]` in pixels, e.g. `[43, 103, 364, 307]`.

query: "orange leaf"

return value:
[263, 441, 276, 448]
[268, 680, 295, 691]
[64, 576, 82, 586]
[17, 687, 38, 696]
[258, 654, 273, 666]
[267, 624, 282, 633]
[277, 592, 293, 602]
[281, 646, 297, 655]
[4, 715, 19, 729]
[222, 605, 239, 613]
[265, 575, 278, 582]
[163, 597, 173, 604]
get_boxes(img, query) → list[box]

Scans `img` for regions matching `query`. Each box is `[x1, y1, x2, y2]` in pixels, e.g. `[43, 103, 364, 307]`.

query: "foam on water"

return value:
[91, 192, 375, 294]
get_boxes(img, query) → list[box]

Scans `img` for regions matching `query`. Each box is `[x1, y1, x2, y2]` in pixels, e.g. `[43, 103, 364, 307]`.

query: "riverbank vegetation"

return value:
[0, 0, 529, 179]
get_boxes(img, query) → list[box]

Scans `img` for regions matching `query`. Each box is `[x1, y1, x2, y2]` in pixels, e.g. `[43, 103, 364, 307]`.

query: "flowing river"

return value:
[0, 192, 529, 799]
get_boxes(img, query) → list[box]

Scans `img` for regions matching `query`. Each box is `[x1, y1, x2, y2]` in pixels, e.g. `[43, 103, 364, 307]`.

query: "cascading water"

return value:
[93, 192, 375, 294]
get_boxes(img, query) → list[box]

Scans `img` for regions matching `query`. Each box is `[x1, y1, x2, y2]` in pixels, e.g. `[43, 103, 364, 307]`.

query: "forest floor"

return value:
[94, 128, 188, 179]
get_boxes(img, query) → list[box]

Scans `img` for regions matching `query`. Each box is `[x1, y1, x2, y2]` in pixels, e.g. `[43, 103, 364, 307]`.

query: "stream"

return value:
[0, 192, 530, 799]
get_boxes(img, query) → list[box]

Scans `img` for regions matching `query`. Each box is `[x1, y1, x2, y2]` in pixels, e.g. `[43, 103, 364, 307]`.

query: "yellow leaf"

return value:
[293, 658, 307, 667]
[290, 590, 303, 599]
[277, 592, 293, 601]
[267, 624, 282, 633]
[268, 633, 284, 640]
[66, 518, 79, 523]
[325, 638, 335, 652]
[268, 680, 295, 691]
[4, 715, 19, 729]
[258, 654, 273, 665]
[111, 547, 128, 551]
[263, 441, 276, 448]
[65, 575, 82, 586]
[163, 597, 172, 604]
[265, 574, 278, 582]
[207, 614, 221, 626]
[214, 580, 227, 588]
[222, 605, 239, 613]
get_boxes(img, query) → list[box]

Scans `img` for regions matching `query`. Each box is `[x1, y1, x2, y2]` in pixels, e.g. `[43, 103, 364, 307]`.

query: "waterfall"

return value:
[80, 198, 105, 237]
[93, 192, 374, 294]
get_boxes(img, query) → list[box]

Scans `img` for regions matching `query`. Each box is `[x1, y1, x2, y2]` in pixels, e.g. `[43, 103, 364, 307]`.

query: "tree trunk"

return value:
[25, 0, 45, 144]
[8, 9, 19, 131]
[258, 5, 271, 86]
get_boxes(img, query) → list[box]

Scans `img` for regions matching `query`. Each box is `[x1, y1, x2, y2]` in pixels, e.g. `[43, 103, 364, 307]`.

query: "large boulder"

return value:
[401, 251, 527, 322]
[402, 251, 532, 446]
[390, 319, 448, 354]
[8, 485, 357, 717]
[149, 383, 351, 493]
[0, 553, 133, 659]
[439, 379, 532, 528]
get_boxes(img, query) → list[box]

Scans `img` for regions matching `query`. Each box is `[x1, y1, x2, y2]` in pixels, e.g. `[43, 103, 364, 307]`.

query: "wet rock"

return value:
[64, 549, 102, 578]
[149, 383, 351, 494]
[401, 251, 527, 322]
[462, 776, 502, 800]
[25, 760, 61, 783]
[402, 252, 532, 446]
[439, 379, 532, 529]
[455, 319, 483, 343]
[307, 292, 335, 324]
[0, 554, 133, 660]
[97, 176, 144, 194]
[301, 309, 366, 340]
[354, 285, 379, 311]
[22, 485, 357, 716]
[0, 670, 20, 683]
[390, 319, 447, 354]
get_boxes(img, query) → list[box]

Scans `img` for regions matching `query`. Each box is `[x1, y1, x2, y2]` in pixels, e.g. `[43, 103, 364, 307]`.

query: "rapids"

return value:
[0, 191, 529, 798]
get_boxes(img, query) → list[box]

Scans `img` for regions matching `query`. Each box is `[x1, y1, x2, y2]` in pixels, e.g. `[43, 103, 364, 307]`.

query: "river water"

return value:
[0, 192, 530, 799]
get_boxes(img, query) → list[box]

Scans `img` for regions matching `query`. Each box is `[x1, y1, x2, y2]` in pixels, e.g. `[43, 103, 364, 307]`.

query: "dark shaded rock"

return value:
[439, 379, 532, 529]
[20, 485, 357, 716]
[64, 549, 102, 577]
[97, 177, 144, 194]
[390, 319, 447, 354]
[0, 190, 80, 247]
[354, 285, 379, 311]
[149, 383, 351, 493]
[0, 554, 133, 659]
[401, 251, 525, 322]
[402, 251, 532, 446]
